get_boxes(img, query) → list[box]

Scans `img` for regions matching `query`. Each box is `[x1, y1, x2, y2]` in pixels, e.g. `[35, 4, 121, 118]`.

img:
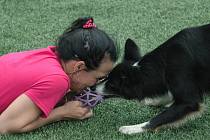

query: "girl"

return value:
[0, 17, 118, 134]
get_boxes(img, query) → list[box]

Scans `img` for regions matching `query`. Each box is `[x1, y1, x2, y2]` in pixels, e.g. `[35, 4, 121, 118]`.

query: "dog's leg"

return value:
[141, 91, 174, 107]
[119, 122, 149, 134]
[119, 102, 204, 134]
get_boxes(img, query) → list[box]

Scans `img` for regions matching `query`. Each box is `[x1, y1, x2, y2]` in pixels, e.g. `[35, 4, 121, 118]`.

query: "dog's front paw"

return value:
[119, 122, 149, 134]
[119, 126, 141, 134]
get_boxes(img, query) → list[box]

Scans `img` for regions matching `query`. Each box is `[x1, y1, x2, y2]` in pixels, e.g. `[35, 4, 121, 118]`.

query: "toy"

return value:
[73, 88, 104, 108]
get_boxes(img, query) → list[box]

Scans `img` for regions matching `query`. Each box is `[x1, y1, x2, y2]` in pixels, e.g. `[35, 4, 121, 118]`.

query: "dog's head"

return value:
[96, 38, 143, 99]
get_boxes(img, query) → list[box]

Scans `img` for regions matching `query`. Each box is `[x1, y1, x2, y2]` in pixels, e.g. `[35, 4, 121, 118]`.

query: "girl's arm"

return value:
[0, 94, 92, 134]
[18, 101, 93, 133]
[0, 94, 41, 134]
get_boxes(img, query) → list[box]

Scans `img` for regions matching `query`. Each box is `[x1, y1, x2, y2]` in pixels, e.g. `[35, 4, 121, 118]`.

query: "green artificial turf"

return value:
[1, 0, 210, 139]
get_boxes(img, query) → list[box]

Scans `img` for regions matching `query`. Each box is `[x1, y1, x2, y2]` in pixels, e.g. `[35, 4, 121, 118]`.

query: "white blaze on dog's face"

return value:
[95, 64, 131, 97]
[96, 38, 143, 99]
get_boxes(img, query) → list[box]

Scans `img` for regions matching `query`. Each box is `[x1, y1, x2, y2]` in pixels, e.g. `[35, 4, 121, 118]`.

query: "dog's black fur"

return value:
[98, 24, 210, 134]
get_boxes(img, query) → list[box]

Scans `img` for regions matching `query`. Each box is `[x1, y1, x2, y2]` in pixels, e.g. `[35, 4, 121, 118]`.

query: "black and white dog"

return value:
[96, 23, 210, 134]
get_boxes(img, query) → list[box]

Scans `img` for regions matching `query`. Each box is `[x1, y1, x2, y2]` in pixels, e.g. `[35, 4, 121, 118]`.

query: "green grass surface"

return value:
[1, 0, 210, 139]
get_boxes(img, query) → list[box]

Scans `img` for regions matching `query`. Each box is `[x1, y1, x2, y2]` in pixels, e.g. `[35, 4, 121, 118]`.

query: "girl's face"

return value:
[69, 56, 114, 92]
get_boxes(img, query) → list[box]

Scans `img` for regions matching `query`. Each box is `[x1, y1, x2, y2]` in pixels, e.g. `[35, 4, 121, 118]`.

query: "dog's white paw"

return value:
[119, 122, 149, 135]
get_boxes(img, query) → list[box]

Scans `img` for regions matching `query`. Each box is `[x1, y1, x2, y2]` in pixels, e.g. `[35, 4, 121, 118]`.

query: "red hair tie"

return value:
[83, 19, 96, 29]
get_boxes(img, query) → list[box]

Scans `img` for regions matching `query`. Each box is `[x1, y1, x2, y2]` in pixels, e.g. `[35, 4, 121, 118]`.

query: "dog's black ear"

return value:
[124, 38, 141, 63]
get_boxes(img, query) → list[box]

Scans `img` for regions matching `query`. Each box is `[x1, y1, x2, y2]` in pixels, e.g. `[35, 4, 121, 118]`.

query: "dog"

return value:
[96, 23, 210, 134]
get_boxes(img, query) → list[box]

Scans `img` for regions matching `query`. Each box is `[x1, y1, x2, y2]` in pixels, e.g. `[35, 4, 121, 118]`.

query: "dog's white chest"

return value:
[141, 91, 174, 107]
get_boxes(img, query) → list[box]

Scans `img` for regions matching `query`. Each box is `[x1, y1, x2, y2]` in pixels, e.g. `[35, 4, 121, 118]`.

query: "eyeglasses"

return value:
[83, 69, 109, 85]
[95, 75, 108, 85]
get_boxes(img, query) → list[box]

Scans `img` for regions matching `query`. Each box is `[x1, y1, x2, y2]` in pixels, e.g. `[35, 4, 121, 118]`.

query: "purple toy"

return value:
[73, 88, 104, 108]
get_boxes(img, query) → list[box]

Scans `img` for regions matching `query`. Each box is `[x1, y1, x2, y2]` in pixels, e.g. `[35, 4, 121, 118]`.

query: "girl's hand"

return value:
[61, 101, 93, 120]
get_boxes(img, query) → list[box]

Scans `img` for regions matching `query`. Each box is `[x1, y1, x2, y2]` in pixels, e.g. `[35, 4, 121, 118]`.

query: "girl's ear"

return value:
[123, 38, 142, 63]
[73, 61, 86, 72]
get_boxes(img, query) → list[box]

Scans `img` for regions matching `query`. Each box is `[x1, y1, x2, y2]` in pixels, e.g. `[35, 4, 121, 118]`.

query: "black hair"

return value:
[56, 17, 118, 70]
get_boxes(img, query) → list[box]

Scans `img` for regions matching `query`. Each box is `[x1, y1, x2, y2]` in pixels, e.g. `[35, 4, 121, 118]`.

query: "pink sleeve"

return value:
[25, 75, 69, 117]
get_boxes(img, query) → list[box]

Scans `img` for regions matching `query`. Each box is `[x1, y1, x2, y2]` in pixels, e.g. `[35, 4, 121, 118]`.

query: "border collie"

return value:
[96, 23, 210, 134]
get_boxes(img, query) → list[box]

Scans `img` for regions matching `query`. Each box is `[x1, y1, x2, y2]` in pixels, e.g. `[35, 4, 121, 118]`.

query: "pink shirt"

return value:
[0, 46, 70, 117]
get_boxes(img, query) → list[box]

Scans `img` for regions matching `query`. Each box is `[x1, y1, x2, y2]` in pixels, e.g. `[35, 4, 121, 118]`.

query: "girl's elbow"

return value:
[0, 126, 14, 134]
[0, 126, 24, 134]
[0, 120, 10, 134]
[0, 120, 23, 134]
[0, 128, 9, 134]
